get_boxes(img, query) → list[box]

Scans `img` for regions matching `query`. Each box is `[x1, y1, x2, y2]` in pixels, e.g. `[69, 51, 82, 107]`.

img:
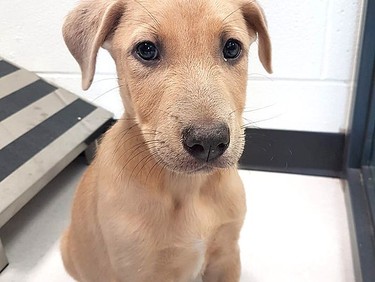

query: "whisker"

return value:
[135, 153, 157, 180]
[242, 104, 277, 113]
[92, 83, 126, 102]
[133, 0, 160, 27]
[118, 139, 162, 165]
[145, 157, 162, 185]
[121, 132, 162, 145]
[245, 131, 268, 138]
[126, 144, 168, 187]
[133, 143, 170, 184]
[115, 121, 141, 149]
[221, 0, 256, 26]
[126, 19, 158, 33]
[221, 7, 242, 25]
[157, 161, 167, 182]
[241, 113, 283, 128]
[115, 117, 137, 121]
[91, 77, 119, 85]
[117, 143, 162, 183]
[248, 73, 274, 81]
[229, 103, 277, 117]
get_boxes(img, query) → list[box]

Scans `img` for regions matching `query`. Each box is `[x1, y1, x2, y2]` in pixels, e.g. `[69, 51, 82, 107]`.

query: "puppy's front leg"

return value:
[202, 244, 241, 282]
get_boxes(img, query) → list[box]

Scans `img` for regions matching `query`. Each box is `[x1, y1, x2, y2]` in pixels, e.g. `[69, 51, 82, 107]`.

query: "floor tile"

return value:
[0, 159, 354, 282]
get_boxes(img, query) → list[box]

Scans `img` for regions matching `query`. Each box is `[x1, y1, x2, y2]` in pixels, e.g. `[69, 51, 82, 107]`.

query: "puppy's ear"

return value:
[63, 0, 124, 90]
[242, 1, 272, 73]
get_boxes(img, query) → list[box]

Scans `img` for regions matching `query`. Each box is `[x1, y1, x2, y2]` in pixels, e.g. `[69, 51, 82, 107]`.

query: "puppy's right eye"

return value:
[135, 41, 159, 61]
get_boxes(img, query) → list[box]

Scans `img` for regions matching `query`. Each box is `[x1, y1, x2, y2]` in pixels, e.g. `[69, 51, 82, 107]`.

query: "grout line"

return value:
[247, 77, 351, 85]
[36, 72, 351, 85]
[36, 72, 117, 77]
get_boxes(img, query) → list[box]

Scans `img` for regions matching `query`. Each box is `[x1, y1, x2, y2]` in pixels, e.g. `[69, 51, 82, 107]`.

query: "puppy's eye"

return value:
[223, 39, 242, 60]
[136, 41, 159, 61]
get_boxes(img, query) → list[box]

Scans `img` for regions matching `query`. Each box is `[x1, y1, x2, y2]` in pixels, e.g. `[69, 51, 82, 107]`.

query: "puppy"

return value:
[60, 0, 271, 281]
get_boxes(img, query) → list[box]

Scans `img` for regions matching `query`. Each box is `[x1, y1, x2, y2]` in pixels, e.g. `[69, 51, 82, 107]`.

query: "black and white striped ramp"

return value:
[0, 58, 113, 270]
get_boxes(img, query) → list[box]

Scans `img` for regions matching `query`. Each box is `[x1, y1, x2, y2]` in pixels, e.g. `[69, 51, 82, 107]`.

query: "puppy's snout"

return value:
[182, 123, 230, 162]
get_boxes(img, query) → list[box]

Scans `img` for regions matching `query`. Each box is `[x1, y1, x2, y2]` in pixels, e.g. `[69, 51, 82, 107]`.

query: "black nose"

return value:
[182, 123, 230, 162]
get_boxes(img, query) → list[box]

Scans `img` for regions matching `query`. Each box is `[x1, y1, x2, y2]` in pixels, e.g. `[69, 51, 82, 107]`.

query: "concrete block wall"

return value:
[0, 0, 363, 133]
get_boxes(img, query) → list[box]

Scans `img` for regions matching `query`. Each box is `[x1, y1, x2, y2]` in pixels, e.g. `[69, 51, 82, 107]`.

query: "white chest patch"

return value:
[191, 239, 206, 281]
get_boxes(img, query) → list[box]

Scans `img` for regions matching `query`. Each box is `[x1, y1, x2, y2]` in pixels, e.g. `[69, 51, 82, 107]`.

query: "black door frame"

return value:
[345, 0, 375, 281]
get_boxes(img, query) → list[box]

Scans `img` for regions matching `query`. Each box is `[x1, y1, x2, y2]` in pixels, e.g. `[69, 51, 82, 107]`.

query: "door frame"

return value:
[345, 0, 375, 281]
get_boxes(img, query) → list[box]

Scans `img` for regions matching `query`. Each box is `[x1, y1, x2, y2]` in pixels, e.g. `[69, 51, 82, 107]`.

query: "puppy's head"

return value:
[63, 0, 272, 173]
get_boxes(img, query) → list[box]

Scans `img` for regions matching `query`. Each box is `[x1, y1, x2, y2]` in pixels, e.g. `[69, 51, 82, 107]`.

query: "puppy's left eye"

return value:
[223, 39, 242, 60]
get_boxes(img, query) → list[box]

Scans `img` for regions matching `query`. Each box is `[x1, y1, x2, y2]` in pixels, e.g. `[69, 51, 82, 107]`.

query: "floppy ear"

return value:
[241, 1, 272, 73]
[63, 0, 124, 90]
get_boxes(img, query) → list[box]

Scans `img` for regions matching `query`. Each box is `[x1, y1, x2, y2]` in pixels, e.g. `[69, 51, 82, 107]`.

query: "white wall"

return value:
[0, 0, 363, 133]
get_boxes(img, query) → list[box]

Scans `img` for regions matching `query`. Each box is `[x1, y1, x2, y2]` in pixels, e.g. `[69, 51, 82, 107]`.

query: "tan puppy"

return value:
[61, 0, 271, 281]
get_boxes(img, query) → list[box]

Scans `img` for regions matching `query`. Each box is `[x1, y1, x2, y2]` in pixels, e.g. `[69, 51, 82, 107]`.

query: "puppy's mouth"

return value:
[155, 154, 234, 175]
[185, 160, 231, 174]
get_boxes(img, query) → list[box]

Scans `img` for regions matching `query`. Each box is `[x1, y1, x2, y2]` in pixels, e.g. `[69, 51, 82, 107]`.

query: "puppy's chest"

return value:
[157, 236, 207, 280]
[153, 203, 219, 279]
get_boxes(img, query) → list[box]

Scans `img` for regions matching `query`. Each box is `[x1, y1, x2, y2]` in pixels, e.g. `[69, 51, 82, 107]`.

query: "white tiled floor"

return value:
[0, 157, 355, 282]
